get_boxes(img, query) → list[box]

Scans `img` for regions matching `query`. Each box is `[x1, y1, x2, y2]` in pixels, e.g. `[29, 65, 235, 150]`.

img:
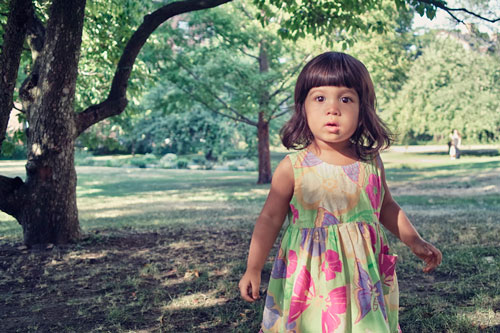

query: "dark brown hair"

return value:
[281, 52, 394, 160]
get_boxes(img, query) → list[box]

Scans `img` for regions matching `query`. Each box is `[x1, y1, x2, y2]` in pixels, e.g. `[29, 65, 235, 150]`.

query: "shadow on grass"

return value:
[0, 227, 270, 332]
[2, 225, 497, 332]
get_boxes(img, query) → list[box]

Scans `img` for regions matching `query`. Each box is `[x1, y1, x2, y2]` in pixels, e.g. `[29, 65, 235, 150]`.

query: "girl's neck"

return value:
[308, 141, 358, 166]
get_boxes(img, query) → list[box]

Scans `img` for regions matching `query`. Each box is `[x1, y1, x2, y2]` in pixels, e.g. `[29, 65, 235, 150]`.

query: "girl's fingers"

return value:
[239, 280, 253, 302]
[239, 278, 260, 302]
[422, 246, 442, 272]
[251, 281, 260, 300]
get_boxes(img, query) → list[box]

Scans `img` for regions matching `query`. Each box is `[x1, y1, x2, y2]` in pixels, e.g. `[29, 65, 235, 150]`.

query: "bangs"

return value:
[295, 53, 365, 104]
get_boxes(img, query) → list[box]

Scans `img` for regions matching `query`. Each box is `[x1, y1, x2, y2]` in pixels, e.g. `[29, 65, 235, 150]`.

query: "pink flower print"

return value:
[321, 250, 342, 281]
[290, 204, 299, 224]
[322, 286, 347, 333]
[271, 249, 298, 279]
[288, 266, 315, 324]
[289, 266, 347, 331]
[378, 240, 396, 287]
[379, 253, 397, 287]
[365, 174, 382, 211]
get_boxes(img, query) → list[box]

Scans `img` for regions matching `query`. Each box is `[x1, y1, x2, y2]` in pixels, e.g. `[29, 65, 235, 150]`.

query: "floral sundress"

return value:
[261, 149, 400, 333]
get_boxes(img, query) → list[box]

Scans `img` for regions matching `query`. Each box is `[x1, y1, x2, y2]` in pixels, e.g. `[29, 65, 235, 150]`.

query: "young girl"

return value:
[239, 52, 442, 333]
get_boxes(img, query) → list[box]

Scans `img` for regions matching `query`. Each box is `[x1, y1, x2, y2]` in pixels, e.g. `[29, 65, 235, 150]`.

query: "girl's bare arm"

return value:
[378, 157, 442, 272]
[239, 157, 294, 302]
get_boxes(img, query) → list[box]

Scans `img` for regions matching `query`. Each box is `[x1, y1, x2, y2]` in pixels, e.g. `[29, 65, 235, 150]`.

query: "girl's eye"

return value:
[315, 96, 325, 102]
[340, 97, 352, 103]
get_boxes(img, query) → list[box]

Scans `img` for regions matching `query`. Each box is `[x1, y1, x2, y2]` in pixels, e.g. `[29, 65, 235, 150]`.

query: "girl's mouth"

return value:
[325, 122, 340, 133]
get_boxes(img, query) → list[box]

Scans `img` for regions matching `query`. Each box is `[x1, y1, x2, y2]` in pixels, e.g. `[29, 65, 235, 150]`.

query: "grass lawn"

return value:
[0, 151, 499, 332]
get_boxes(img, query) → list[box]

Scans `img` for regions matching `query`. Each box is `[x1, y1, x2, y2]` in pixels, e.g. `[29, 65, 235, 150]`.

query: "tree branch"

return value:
[177, 83, 257, 126]
[13, 104, 25, 113]
[0, 175, 25, 220]
[270, 55, 309, 99]
[270, 95, 293, 119]
[75, 98, 128, 136]
[417, 0, 500, 24]
[166, 54, 257, 125]
[0, 0, 33, 153]
[75, 0, 233, 137]
[18, 7, 45, 108]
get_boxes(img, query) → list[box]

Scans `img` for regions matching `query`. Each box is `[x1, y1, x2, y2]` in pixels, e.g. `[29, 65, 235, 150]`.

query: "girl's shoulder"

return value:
[360, 153, 384, 172]
[285, 149, 307, 165]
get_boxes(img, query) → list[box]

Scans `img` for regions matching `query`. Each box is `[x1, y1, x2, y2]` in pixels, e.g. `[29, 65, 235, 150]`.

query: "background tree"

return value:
[1, 0, 498, 246]
[0, 0, 231, 246]
[387, 33, 500, 143]
[253, 0, 500, 43]
[143, 2, 314, 183]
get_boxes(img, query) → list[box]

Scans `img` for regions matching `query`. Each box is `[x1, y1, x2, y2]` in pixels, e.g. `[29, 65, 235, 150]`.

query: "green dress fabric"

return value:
[261, 149, 400, 333]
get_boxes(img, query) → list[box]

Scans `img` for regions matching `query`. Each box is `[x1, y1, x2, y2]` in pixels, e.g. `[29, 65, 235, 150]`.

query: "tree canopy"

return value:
[387, 32, 500, 143]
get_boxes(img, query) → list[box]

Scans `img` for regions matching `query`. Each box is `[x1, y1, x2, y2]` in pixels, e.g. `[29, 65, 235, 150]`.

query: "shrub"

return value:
[129, 154, 158, 168]
[176, 158, 189, 169]
[221, 150, 247, 161]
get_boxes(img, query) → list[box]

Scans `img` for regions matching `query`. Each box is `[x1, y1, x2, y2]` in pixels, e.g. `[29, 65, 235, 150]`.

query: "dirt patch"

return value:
[0, 227, 256, 332]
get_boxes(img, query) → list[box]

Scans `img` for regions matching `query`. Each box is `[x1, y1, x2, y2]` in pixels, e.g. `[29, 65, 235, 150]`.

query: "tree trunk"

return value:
[257, 41, 272, 184]
[17, 0, 87, 245]
[257, 112, 272, 184]
[0, 0, 32, 151]
[0, 0, 233, 246]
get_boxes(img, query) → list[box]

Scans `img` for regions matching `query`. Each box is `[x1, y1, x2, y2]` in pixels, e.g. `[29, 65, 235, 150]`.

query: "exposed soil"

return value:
[0, 227, 256, 332]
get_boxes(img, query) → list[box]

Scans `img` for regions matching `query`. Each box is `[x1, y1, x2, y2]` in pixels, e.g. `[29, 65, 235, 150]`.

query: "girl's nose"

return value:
[326, 101, 340, 116]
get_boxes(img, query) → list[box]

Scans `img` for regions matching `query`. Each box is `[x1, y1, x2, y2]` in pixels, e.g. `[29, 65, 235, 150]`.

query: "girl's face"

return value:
[304, 85, 360, 149]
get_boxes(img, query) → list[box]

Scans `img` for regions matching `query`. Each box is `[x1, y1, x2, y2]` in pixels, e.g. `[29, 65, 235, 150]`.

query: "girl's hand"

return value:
[410, 239, 442, 273]
[239, 270, 261, 302]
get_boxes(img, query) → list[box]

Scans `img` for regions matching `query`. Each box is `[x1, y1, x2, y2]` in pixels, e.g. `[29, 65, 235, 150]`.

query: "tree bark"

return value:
[257, 112, 272, 184]
[17, 0, 87, 245]
[75, 0, 233, 136]
[0, 0, 233, 246]
[257, 41, 272, 184]
[0, 0, 32, 152]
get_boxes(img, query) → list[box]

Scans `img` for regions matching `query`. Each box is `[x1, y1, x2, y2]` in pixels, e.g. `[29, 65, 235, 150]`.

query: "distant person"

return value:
[449, 129, 462, 159]
[239, 52, 442, 333]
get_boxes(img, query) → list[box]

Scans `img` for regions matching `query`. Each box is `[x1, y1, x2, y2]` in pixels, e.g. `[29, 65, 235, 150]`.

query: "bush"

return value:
[129, 154, 158, 168]
[224, 158, 257, 171]
[159, 153, 178, 169]
[176, 158, 189, 169]
[221, 150, 248, 161]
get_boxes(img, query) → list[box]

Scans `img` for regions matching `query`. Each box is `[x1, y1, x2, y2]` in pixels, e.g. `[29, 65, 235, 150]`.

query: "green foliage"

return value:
[129, 154, 158, 168]
[176, 158, 189, 169]
[346, 0, 416, 109]
[146, 2, 308, 127]
[386, 33, 500, 143]
[0, 129, 26, 159]
[128, 107, 241, 159]
[251, 0, 445, 47]
[253, 0, 387, 46]
[76, 0, 154, 112]
[76, 121, 129, 155]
